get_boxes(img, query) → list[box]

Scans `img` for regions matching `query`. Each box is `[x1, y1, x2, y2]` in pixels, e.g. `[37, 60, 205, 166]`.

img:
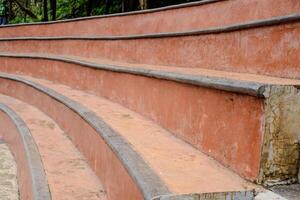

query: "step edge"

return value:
[0, 72, 258, 199]
[0, 53, 267, 97]
[154, 190, 255, 200]
[0, 72, 172, 200]
[0, 103, 51, 200]
[0, 13, 299, 40]
[0, 0, 222, 28]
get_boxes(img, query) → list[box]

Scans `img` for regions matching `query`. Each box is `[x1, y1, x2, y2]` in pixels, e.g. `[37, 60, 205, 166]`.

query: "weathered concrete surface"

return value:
[259, 86, 300, 185]
[0, 95, 107, 200]
[254, 190, 287, 200]
[157, 191, 254, 200]
[0, 104, 51, 200]
[269, 184, 300, 200]
[0, 141, 19, 200]
[2, 53, 300, 96]
[0, 19, 299, 79]
[0, 56, 300, 185]
[0, 66, 265, 181]
[0, 0, 298, 37]
[0, 76, 150, 200]
[0, 73, 259, 198]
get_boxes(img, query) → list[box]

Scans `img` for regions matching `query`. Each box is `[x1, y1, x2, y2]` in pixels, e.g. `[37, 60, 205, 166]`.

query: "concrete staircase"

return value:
[0, 0, 299, 199]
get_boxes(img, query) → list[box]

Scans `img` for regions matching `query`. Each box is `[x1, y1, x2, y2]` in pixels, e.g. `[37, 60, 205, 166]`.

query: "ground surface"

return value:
[269, 184, 300, 200]
[0, 140, 19, 200]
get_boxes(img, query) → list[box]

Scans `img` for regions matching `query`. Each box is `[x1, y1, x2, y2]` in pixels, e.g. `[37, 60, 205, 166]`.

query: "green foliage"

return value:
[56, 0, 87, 19]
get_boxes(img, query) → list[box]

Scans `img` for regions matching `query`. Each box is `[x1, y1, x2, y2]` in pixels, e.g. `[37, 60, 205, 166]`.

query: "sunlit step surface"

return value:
[0, 95, 107, 200]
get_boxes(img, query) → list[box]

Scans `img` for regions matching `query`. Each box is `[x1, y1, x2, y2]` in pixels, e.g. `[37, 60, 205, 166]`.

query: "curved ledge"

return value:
[0, 53, 270, 97]
[0, 72, 257, 199]
[0, 103, 51, 200]
[0, 73, 171, 200]
[0, 13, 299, 40]
[0, 0, 221, 28]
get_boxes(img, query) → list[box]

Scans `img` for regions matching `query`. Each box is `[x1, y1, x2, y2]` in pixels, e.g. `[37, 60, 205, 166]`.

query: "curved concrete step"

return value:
[0, 96, 107, 200]
[0, 140, 19, 200]
[0, 103, 51, 200]
[1, 53, 300, 97]
[0, 54, 300, 184]
[0, 0, 298, 37]
[0, 73, 257, 199]
[0, 14, 299, 79]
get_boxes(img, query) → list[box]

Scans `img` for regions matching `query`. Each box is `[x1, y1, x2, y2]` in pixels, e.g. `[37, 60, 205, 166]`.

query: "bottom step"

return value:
[0, 140, 18, 200]
[0, 94, 107, 200]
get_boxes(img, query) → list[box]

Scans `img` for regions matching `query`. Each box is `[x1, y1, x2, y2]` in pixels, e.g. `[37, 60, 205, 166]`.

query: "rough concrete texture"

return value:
[0, 95, 107, 200]
[0, 20, 299, 79]
[157, 191, 254, 200]
[0, 141, 19, 200]
[298, 155, 300, 183]
[269, 184, 300, 200]
[0, 0, 299, 37]
[0, 74, 260, 198]
[254, 190, 287, 200]
[260, 86, 300, 185]
[0, 65, 267, 181]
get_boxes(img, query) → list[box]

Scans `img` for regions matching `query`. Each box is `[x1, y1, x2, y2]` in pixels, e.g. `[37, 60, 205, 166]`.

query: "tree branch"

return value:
[12, 0, 38, 19]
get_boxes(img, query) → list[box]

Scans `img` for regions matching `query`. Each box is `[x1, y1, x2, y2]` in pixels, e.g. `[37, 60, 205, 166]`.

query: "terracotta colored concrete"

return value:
[2, 54, 300, 86]
[0, 78, 144, 200]
[0, 57, 266, 180]
[0, 56, 279, 181]
[0, 21, 299, 79]
[0, 110, 35, 200]
[0, 74, 258, 194]
[70, 56, 300, 86]
[0, 94, 107, 200]
[0, 0, 299, 37]
[0, 56, 265, 180]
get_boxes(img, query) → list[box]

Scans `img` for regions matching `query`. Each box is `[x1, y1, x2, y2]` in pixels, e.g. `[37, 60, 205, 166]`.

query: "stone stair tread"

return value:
[0, 94, 107, 200]
[9, 73, 259, 195]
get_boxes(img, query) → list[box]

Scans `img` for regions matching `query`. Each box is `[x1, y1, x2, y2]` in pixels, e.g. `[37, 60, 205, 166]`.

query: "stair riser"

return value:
[0, 0, 299, 37]
[0, 79, 144, 200]
[0, 112, 34, 200]
[0, 57, 265, 181]
[0, 21, 299, 78]
[0, 107, 51, 200]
